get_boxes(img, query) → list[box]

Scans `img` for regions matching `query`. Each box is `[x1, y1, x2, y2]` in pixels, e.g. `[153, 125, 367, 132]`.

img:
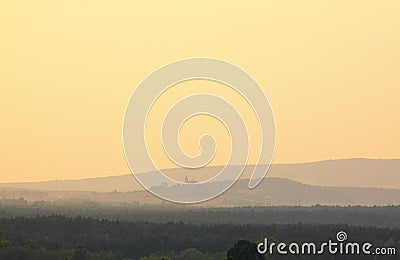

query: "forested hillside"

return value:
[1, 216, 399, 259]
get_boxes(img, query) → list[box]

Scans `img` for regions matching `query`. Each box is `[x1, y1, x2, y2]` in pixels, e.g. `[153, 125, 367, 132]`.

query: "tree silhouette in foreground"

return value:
[227, 240, 263, 260]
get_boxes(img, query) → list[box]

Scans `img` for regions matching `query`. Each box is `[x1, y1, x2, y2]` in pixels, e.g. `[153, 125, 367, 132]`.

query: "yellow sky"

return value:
[1, 1, 399, 182]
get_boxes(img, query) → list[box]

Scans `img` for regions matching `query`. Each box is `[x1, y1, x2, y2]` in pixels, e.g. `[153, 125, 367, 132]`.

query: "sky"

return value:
[1, 1, 399, 182]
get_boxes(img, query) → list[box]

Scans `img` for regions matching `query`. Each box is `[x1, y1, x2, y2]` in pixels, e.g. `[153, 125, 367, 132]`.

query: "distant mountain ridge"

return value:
[1, 177, 399, 206]
[1, 158, 399, 192]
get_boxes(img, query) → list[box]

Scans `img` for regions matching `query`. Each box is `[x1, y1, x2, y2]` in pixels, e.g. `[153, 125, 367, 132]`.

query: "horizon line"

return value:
[2, 157, 400, 184]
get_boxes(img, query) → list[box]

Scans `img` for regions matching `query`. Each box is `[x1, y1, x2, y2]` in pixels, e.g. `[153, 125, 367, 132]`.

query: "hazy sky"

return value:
[1, 1, 399, 182]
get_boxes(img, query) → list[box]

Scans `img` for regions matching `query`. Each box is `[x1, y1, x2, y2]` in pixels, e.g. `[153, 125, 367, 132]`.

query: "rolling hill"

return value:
[1, 159, 399, 192]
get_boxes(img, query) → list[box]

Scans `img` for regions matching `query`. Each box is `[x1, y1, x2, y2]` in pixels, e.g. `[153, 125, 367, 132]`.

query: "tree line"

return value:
[1, 202, 400, 228]
[0, 215, 399, 259]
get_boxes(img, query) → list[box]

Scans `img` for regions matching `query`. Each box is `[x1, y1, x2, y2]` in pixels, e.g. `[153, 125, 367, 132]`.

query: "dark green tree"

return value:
[72, 244, 87, 260]
[227, 240, 264, 260]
